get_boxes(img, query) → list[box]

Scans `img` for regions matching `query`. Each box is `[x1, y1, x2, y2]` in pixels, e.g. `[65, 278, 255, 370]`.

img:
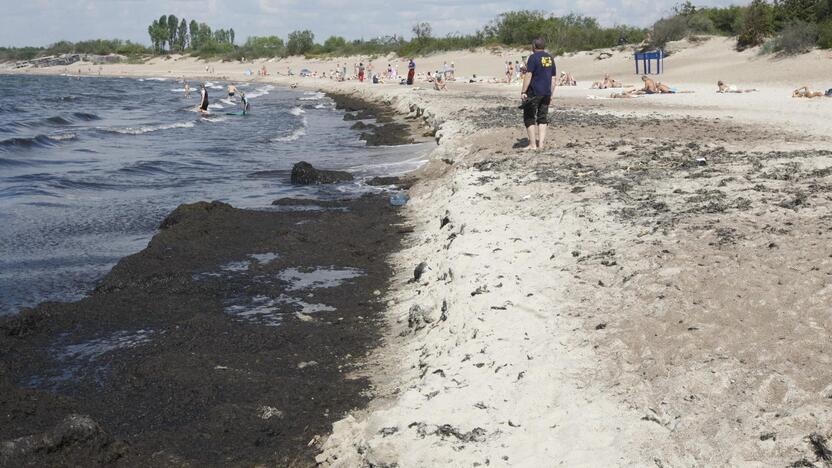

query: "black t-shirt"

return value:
[526, 51, 556, 96]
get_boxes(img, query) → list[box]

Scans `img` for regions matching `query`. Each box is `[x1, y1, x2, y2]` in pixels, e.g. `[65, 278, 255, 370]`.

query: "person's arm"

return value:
[522, 56, 536, 100]
[521, 73, 532, 100]
[551, 62, 558, 96]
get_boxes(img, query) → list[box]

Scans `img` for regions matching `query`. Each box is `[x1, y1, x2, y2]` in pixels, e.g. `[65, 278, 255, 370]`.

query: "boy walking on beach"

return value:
[520, 38, 556, 150]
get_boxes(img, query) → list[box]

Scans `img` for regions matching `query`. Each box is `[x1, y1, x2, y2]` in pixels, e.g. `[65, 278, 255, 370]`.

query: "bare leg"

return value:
[525, 126, 538, 150]
[537, 124, 548, 149]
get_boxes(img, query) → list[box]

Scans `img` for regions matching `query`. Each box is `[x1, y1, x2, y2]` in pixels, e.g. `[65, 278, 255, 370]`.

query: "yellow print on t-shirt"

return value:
[541, 56, 553, 68]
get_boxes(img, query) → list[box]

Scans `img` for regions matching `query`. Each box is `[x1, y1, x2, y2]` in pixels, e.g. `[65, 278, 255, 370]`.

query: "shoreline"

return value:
[4, 40, 832, 465]
[0, 78, 430, 465]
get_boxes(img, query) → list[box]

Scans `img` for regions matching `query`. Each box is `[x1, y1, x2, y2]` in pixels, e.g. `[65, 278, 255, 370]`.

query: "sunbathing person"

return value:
[557, 71, 577, 86]
[657, 82, 694, 94]
[592, 73, 626, 89]
[433, 72, 447, 91]
[717, 81, 758, 93]
[793, 86, 825, 98]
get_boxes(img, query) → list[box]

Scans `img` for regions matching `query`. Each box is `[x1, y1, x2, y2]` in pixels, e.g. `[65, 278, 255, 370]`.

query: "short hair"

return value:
[533, 38, 546, 50]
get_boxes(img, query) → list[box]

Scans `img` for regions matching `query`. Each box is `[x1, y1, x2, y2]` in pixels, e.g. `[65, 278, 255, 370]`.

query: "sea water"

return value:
[0, 74, 427, 315]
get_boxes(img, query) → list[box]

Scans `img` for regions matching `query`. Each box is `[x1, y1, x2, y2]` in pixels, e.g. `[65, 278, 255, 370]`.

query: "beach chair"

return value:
[634, 50, 664, 75]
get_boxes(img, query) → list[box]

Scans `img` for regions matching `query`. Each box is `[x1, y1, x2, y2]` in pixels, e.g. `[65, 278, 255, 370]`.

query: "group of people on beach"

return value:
[188, 81, 250, 115]
[292, 58, 426, 86]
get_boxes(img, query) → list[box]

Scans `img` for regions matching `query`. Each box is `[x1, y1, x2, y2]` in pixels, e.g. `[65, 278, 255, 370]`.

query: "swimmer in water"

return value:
[227, 84, 239, 100]
[240, 92, 251, 115]
[199, 83, 209, 114]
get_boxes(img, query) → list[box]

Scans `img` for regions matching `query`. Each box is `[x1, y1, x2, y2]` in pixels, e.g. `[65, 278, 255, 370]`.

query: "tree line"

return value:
[147, 15, 235, 54]
[649, 0, 832, 54]
[3, 4, 832, 64]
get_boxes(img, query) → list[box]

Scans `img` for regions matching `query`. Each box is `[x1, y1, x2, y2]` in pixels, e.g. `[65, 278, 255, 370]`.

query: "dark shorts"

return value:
[523, 95, 551, 127]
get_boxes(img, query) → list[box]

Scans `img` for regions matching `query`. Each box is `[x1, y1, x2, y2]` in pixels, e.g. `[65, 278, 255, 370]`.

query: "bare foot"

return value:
[523, 145, 537, 151]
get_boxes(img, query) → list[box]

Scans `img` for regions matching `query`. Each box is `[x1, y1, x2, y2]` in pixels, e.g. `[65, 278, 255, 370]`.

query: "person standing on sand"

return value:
[520, 38, 556, 151]
[407, 59, 415, 85]
[358, 63, 365, 82]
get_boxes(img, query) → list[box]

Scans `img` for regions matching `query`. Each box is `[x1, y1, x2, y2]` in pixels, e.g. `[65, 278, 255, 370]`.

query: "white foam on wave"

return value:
[105, 121, 195, 135]
[299, 92, 325, 101]
[273, 126, 306, 142]
[289, 107, 305, 116]
[208, 103, 225, 110]
[48, 133, 77, 142]
[246, 85, 274, 99]
[272, 117, 307, 142]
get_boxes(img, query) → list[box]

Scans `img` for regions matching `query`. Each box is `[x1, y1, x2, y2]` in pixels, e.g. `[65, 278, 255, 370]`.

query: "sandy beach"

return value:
[4, 35, 832, 466]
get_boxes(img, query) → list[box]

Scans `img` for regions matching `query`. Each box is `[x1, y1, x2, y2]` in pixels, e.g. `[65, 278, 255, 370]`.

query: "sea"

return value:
[0, 74, 427, 316]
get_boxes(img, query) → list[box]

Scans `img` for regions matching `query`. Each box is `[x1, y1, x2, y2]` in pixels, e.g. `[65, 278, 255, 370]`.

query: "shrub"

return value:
[772, 20, 818, 53]
[818, 20, 832, 48]
[703, 6, 746, 35]
[757, 38, 777, 54]
[737, 0, 774, 50]
[651, 15, 689, 48]
[687, 12, 717, 34]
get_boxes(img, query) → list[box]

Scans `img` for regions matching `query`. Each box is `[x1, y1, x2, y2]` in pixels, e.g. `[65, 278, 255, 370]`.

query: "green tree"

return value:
[177, 19, 188, 51]
[484, 10, 549, 45]
[738, 0, 774, 49]
[774, 0, 818, 24]
[167, 15, 178, 51]
[243, 36, 286, 57]
[287, 30, 315, 55]
[412, 22, 433, 43]
[148, 19, 167, 52]
[322, 35, 347, 53]
[189, 20, 200, 49]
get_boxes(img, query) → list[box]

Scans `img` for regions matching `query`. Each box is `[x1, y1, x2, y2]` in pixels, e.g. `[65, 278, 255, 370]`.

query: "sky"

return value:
[0, 0, 743, 47]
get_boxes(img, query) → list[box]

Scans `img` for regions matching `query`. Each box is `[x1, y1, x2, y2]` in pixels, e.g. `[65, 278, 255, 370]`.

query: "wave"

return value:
[0, 157, 32, 167]
[49, 178, 119, 191]
[101, 121, 195, 135]
[0, 104, 23, 113]
[0, 133, 77, 151]
[3, 113, 101, 133]
[289, 107, 305, 116]
[299, 92, 325, 101]
[246, 85, 274, 99]
[72, 112, 101, 122]
[0, 185, 58, 198]
[45, 116, 73, 126]
[209, 103, 225, 110]
[117, 160, 184, 176]
[273, 122, 307, 142]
